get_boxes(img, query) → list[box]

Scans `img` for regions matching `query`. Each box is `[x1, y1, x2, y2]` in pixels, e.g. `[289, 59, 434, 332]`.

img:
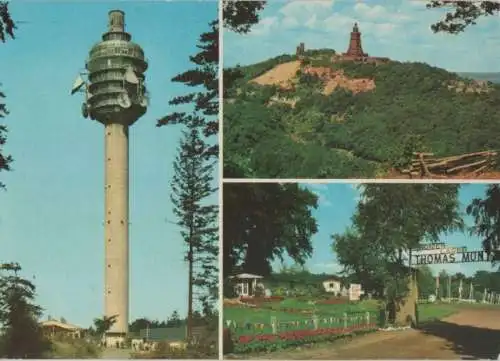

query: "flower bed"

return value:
[233, 323, 378, 353]
[240, 296, 284, 304]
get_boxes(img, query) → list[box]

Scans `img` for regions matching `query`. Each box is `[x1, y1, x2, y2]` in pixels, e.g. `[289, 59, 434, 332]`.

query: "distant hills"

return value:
[458, 73, 500, 84]
[224, 49, 500, 178]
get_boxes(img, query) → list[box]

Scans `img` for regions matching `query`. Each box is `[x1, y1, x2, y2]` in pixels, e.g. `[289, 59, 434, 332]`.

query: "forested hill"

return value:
[223, 49, 500, 178]
[458, 72, 500, 84]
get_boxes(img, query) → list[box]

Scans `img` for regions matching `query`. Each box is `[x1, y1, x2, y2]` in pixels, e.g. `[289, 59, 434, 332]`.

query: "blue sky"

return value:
[274, 183, 497, 278]
[0, 1, 217, 328]
[224, 0, 500, 72]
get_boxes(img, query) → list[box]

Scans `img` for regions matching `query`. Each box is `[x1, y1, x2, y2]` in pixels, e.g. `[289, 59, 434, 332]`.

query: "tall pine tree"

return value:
[0, 1, 15, 189]
[0, 1, 15, 43]
[157, 2, 266, 158]
[158, 21, 219, 159]
[0, 88, 12, 189]
[170, 118, 218, 342]
[0, 263, 50, 358]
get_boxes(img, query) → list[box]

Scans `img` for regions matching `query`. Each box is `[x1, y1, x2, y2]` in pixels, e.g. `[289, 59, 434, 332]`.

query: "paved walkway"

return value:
[100, 347, 133, 359]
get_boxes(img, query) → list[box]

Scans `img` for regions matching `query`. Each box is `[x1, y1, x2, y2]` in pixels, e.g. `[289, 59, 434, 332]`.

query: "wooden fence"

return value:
[401, 151, 497, 178]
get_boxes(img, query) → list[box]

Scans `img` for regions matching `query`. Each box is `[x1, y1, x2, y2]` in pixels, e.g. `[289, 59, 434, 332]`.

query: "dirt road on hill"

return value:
[247, 309, 500, 360]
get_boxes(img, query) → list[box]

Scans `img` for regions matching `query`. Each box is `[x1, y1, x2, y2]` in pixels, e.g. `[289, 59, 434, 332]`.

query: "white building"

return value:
[322, 279, 342, 294]
[229, 273, 264, 297]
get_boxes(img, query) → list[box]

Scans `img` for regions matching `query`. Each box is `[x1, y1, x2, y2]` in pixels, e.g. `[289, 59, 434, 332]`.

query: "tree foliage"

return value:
[467, 184, 500, 257]
[222, 1, 266, 100]
[0, 2, 15, 43]
[333, 184, 462, 307]
[0, 2, 14, 188]
[92, 315, 117, 338]
[416, 265, 436, 299]
[0, 263, 51, 358]
[0, 87, 12, 189]
[223, 183, 318, 278]
[224, 52, 500, 178]
[157, 20, 219, 158]
[222, 0, 266, 34]
[427, 1, 500, 34]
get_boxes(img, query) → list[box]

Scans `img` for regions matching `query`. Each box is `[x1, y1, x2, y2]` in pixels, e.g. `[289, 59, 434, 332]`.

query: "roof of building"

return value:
[323, 279, 342, 283]
[137, 325, 210, 342]
[229, 273, 264, 279]
[139, 326, 186, 342]
[40, 320, 82, 331]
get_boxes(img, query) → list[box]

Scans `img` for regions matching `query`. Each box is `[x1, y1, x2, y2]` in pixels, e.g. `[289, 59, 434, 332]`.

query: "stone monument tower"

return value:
[345, 22, 368, 57]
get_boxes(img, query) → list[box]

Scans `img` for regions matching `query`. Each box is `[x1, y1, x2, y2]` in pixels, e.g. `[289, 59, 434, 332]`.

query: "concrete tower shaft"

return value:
[104, 122, 129, 337]
[81, 10, 148, 344]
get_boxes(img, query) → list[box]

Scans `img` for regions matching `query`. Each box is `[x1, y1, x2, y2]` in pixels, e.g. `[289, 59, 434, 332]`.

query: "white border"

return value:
[222, 178, 500, 184]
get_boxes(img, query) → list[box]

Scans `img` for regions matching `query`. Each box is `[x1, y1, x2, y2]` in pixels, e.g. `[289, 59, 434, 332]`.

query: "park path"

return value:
[100, 347, 133, 359]
[245, 309, 500, 360]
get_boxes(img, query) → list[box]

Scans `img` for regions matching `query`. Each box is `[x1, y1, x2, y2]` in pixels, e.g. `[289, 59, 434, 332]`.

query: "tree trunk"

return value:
[187, 237, 194, 343]
[187, 255, 193, 342]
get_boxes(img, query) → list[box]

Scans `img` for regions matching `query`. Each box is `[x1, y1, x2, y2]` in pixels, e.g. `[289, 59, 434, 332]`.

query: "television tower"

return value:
[72, 10, 148, 344]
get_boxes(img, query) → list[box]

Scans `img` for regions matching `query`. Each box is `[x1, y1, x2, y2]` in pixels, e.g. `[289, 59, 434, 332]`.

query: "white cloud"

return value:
[305, 183, 332, 207]
[354, 3, 387, 19]
[281, 15, 300, 29]
[225, 0, 500, 72]
[323, 13, 357, 32]
[278, 0, 336, 30]
[354, 2, 411, 23]
[408, 0, 426, 8]
[249, 16, 279, 36]
[280, 0, 335, 19]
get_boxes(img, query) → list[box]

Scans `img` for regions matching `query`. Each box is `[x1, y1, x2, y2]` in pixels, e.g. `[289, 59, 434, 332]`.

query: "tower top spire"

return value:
[353, 22, 359, 33]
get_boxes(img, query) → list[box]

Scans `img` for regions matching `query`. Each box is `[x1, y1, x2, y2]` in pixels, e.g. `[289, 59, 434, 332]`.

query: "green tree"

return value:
[0, 1, 15, 188]
[223, 183, 318, 277]
[92, 315, 117, 339]
[222, 0, 266, 34]
[170, 120, 218, 341]
[416, 265, 435, 299]
[0, 2, 15, 43]
[0, 262, 51, 358]
[333, 184, 463, 321]
[466, 185, 500, 257]
[427, 1, 500, 34]
[0, 87, 12, 189]
[157, 1, 266, 159]
[166, 310, 182, 328]
[157, 20, 218, 158]
[129, 318, 151, 333]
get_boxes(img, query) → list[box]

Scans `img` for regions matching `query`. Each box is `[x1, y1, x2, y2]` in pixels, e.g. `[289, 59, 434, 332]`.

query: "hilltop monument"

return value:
[344, 23, 367, 58]
[334, 23, 389, 64]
